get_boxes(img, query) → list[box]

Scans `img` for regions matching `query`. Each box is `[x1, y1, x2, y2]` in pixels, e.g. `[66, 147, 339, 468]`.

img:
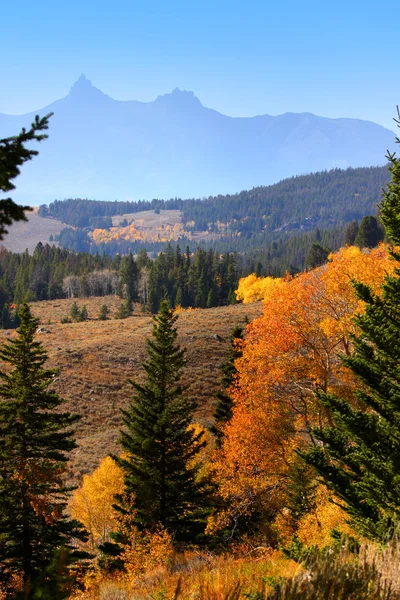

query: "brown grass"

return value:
[0, 298, 261, 482]
[1, 208, 66, 253]
[111, 209, 182, 228]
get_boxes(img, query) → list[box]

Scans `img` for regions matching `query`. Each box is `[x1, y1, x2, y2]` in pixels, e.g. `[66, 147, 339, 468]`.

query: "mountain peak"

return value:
[155, 88, 202, 109]
[68, 74, 106, 100]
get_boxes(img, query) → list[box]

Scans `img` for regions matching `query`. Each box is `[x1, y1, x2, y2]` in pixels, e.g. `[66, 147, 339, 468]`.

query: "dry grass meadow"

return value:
[0, 298, 261, 481]
[1, 208, 67, 253]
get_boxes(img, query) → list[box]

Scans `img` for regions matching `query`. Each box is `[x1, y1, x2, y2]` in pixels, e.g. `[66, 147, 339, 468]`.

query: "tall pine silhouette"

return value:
[304, 108, 400, 540]
[113, 300, 207, 542]
[210, 325, 244, 446]
[0, 303, 86, 590]
[0, 114, 52, 239]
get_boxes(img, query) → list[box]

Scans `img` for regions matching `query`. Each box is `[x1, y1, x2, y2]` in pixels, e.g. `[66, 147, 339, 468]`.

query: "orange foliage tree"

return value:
[210, 246, 394, 541]
[70, 456, 124, 553]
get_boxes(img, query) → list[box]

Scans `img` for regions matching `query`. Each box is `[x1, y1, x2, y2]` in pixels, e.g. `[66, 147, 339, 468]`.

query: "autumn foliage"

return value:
[211, 245, 395, 541]
[70, 456, 124, 553]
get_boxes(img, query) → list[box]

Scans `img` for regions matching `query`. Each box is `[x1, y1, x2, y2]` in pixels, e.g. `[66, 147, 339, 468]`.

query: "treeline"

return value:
[182, 166, 390, 233]
[38, 197, 184, 227]
[0, 243, 241, 325]
[40, 166, 390, 244]
[0, 216, 382, 327]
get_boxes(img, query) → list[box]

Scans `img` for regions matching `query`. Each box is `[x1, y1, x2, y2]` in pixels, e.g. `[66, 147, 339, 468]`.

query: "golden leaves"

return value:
[70, 456, 124, 553]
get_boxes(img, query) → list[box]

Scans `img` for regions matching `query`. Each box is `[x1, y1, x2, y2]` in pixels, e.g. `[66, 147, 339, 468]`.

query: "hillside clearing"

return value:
[0, 298, 261, 481]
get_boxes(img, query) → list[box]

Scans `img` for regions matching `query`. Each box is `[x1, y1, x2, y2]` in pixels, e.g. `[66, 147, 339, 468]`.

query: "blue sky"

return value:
[2, 0, 399, 131]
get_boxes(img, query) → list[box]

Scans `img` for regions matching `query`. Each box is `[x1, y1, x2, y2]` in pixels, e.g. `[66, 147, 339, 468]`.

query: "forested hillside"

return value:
[0, 219, 369, 328]
[39, 165, 390, 255]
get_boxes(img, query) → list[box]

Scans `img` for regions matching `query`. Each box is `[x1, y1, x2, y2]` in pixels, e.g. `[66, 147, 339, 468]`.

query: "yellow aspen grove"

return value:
[70, 456, 124, 553]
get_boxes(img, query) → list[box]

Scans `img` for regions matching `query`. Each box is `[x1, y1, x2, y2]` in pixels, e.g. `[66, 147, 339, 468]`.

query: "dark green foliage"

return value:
[70, 301, 81, 322]
[120, 253, 138, 301]
[303, 114, 400, 540]
[98, 304, 110, 320]
[210, 326, 244, 446]
[0, 114, 52, 329]
[0, 114, 52, 240]
[379, 108, 400, 246]
[0, 303, 87, 589]
[80, 305, 88, 322]
[114, 297, 133, 320]
[42, 166, 390, 243]
[13, 547, 72, 600]
[113, 301, 207, 541]
[38, 197, 183, 227]
[344, 220, 359, 245]
[284, 458, 317, 530]
[354, 215, 384, 248]
[305, 243, 330, 269]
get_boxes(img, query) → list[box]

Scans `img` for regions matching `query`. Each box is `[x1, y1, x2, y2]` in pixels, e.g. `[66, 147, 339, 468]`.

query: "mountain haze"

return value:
[0, 75, 396, 204]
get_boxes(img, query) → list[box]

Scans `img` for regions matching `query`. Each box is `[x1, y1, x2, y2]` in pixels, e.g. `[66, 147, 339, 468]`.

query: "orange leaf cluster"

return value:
[211, 245, 395, 536]
[91, 220, 188, 245]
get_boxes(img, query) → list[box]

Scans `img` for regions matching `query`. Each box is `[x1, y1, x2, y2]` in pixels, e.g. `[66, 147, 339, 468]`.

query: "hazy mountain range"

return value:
[0, 75, 396, 205]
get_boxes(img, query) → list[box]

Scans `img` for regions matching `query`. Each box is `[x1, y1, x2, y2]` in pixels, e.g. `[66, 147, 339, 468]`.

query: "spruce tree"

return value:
[210, 325, 244, 446]
[69, 301, 81, 322]
[0, 114, 52, 240]
[303, 110, 400, 540]
[114, 297, 133, 320]
[98, 304, 110, 321]
[305, 243, 330, 269]
[113, 300, 206, 541]
[344, 220, 359, 246]
[0, 303, 86, 590]
[120, 253, 138, 301]
[354, 215, 384, 248]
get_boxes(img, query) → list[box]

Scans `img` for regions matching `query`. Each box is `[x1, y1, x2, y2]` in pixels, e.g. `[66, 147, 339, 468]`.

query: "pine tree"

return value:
[0, 114, 52, 240]
[114, 297, 133, 320]
[303, 110, 400, 540]
[120, 254, 138, 301]
[344, 220, 359, 246]
[69, 301, 81, 322]
[113, 300, 206, 542]
[98, 304, 110, 321]
[210, 325, 244, 446]
[354, 215, 384, 248]
[0, 303, 87, 590]
[80, 305, 88, 322]
[305, 243, 330, 269]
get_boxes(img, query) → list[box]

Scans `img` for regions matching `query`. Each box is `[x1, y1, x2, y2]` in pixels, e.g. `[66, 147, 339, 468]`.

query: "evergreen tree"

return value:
[210, 325, 244, 446]
[0, 114, 52, 240]
[114, 297, 133, 320]
[113, 300, 206, 541]
[98, 304, 110, 321]
[303, 112, 400, 540]
[305, 243, 330, 269]
[69, 301, 81, 322]
[344, 220, 359, 246]
[0, 303, 86, 590]
[120, 254, 138, 301]
[354, 215, 384, 248]
[80, 305, 88, 322]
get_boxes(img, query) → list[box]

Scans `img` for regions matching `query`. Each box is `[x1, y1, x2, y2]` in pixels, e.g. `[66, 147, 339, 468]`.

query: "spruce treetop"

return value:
[0, 113, 52, 239]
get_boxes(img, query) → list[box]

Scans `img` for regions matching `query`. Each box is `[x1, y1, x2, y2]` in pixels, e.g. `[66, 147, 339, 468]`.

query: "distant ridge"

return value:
[0, 75, 396, 205]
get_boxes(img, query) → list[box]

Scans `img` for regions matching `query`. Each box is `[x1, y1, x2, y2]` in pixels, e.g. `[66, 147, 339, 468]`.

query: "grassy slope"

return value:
[0, 297, 261, 481]
[1, 208, 67, 253]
